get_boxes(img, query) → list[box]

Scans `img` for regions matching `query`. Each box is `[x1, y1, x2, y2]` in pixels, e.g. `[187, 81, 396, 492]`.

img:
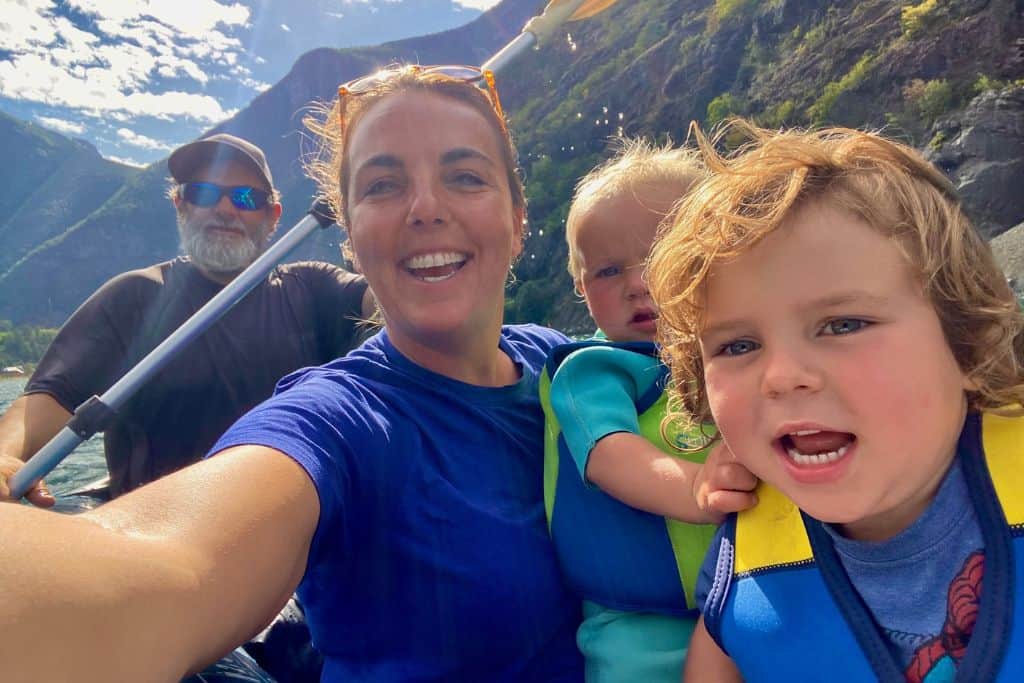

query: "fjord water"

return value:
[0, 377, 106, 495]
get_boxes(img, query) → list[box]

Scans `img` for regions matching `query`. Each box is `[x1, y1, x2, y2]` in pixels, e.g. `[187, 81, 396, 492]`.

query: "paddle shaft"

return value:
[483, 0, 596, 73]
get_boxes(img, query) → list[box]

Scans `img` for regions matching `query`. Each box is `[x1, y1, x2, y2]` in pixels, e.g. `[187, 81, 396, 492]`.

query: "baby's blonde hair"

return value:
[566, 137, 706, 280]
[649, 119, 1024, 430]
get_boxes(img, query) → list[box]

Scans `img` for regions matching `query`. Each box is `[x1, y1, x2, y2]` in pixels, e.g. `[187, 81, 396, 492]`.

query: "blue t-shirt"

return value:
[212, 324, 583, 682]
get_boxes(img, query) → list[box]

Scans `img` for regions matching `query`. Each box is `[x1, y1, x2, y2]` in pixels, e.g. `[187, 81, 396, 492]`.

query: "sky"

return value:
[0, 0, 501, 166]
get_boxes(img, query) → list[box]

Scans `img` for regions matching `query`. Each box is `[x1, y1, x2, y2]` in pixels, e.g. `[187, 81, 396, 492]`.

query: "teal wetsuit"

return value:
[541, 339, 716, 682]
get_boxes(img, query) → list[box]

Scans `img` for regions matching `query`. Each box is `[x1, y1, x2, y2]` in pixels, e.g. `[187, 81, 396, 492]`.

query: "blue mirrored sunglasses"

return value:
[180, 182, 271, 211]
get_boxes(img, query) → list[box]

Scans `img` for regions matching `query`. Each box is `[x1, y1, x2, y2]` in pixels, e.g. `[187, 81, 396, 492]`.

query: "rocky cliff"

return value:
[498, 0, 1024, 331]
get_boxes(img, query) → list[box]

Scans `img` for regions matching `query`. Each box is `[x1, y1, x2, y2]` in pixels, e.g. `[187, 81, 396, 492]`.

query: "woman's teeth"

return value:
[403, 252, 467, 282]
[405, 252, 465, 268]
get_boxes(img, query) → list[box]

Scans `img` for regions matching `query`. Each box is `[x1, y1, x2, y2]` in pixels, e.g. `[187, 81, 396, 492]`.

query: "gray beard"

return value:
[178, 213, 266, 275]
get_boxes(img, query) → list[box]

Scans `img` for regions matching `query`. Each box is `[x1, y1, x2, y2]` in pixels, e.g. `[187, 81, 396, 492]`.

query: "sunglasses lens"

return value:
[183, 182, 222, 207]
[341, 65, 483, 95]
[182, 183, 268, 211]
[344, 69, 397, 94]
[229, 187, 269, 211]
[425, 65, 482, 82]
[337, 65, 502, 132]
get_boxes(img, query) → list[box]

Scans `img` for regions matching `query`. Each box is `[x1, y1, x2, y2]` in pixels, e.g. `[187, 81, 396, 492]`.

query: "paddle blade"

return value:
[567, 0, 619, 20]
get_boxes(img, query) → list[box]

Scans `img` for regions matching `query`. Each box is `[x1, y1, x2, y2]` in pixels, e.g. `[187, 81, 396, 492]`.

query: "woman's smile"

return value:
[402, 250, 471, 282]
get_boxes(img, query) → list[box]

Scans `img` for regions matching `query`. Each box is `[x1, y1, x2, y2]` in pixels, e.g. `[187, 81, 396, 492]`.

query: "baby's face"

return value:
[697, 200, 972, 541]
[574, 189, 677, 342]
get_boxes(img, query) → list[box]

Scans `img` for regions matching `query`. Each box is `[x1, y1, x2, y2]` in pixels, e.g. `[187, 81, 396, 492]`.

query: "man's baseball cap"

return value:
[168, 133, 274, 190]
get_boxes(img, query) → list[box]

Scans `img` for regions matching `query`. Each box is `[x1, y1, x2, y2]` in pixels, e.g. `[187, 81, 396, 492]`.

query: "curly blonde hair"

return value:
[303, 65, 526, 260]
[649, 119, 1024, 430]
[565, 137, 706, 280]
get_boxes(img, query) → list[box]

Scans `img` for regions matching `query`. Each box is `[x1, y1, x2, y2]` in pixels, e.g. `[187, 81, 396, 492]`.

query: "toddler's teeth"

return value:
[786, 444, 849, 466]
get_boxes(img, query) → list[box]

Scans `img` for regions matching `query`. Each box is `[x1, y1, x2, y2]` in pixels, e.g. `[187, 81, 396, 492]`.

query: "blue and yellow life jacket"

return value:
[704, 412, 1024, 682]
[539, 340, 716, 615]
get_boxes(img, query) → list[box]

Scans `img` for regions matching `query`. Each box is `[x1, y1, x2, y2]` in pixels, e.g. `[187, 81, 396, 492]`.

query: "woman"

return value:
[2, 66, 582, 682]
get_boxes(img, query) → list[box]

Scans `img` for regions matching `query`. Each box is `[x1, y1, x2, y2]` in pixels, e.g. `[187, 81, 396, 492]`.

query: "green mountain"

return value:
[0, 111, 137, 280]
[0, 0, 1020, 332]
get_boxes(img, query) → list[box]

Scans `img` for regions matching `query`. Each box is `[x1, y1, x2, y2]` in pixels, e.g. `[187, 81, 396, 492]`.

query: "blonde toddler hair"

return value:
[649, 119, 1024, 429]
[566, 137, 706, 280]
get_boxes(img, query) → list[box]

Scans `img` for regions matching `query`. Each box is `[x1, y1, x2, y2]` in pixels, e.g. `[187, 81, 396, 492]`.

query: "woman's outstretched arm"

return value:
[0, 445, 320, 682]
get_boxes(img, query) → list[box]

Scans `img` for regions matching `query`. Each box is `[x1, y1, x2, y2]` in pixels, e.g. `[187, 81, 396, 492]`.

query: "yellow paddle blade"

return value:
[541, 0, 619, 22]
[567, 0, 619, 20]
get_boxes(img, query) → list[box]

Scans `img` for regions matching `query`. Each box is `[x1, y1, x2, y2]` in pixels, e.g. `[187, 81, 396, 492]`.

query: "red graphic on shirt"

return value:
[905, 551, 984, 683]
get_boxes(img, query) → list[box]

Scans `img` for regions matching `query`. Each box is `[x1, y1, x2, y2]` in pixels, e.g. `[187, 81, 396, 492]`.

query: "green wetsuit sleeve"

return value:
[549, 345, 663, 481]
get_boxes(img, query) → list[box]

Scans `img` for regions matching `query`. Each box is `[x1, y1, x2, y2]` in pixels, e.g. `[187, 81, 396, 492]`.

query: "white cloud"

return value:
[280, 23, 291, 32]
[453, 0, 501, 9]
[116, 126, 173, 151]
[228, 75, 270, 92]
[0, 53, 233, 121]
[0, 0, 57, 52]
[51, 15, 100, 52]
[67, 0, 250, 38]
[156, 58, 210, 85]
[104, 153, 147, 167]
[0, 0, 252, 125]
[35, 115, 85, 135]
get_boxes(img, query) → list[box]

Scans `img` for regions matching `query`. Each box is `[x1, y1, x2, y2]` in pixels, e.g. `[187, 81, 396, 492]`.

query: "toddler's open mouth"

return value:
[778, 430, 856, 466]
[631, 310, 657, 324]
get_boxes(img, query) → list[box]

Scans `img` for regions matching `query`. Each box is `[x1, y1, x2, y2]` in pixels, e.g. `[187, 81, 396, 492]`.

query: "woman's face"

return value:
[344, 90, 523, 355]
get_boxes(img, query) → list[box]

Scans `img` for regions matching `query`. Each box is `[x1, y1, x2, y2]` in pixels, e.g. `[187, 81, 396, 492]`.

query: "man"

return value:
[0, 133, 371, 503]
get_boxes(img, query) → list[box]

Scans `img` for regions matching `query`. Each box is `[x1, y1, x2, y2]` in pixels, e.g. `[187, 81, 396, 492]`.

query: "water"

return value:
[0, 378, 107, 495]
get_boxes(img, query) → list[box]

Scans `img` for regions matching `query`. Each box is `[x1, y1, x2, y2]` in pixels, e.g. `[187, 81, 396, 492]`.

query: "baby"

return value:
[541, 138, 755, 682]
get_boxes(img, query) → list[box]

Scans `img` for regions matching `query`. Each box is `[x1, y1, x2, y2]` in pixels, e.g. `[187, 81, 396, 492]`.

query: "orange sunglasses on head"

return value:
[337, 64, 505, 130]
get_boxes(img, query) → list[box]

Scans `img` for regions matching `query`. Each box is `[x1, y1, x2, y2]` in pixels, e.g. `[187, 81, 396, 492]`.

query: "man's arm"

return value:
[0, 393, 72, 505]
[302, 263, 373, 357]
[1, 269, 152, 504]
[0, 444, 319, 681]
[361, 285, 377, 320]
